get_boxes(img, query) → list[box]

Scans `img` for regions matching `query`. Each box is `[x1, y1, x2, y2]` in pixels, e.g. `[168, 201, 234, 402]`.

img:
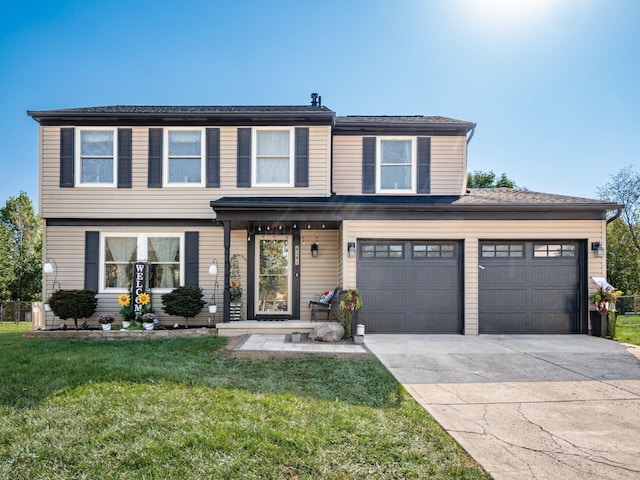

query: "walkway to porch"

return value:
[215, 320, 336, 337]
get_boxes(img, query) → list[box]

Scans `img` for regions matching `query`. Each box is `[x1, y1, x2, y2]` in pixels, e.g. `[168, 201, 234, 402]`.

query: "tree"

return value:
[0, 192, 42, 301]
[161, 286, 205, 327]
[598, 166, 640, 293]
[467, 170, 517, 188]
[48, 289, 98, 329]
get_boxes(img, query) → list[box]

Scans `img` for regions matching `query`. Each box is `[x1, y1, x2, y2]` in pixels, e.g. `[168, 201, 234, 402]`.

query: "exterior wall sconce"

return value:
[310, 242, 319, 257]
[347, 242, 356, 258]
[591, 242, 605, 258]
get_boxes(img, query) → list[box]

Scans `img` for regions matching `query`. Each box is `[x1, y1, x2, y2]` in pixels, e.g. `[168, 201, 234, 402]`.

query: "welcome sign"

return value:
[132, 262, 149, 315]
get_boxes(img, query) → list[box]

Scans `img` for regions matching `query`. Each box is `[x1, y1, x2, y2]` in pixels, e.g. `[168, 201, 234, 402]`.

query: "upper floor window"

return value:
[77, 128, 116, 186]
[377, 138, 416, 193]
[253, 128, 294, 186]
[165, 129, 204, 186]
[101, 233, 183, 292]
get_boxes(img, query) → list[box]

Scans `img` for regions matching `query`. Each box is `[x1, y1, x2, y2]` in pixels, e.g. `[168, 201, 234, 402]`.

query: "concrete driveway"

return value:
[365, 334, 640, 480]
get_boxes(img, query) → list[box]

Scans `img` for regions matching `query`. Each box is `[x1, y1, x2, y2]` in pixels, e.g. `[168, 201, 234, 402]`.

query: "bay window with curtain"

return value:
[101, 233, 183, 292]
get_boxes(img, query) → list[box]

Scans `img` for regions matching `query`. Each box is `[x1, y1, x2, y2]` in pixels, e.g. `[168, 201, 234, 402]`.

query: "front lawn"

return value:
[0, 323, 488, 479]
[613, 314, 640, 346]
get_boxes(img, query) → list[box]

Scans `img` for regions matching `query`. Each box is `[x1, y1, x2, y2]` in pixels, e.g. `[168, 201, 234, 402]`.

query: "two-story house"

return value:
[28, 97, 621, 335]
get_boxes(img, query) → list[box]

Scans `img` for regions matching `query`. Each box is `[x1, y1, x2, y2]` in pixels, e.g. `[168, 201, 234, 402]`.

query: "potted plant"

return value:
[161, 286, 205, 328]
[339, 288, 363, 338]
[97, 313, 115, 331]
[117, 293, 136, 328]
[291, 331, 302, 343]
[140, 312, 158, 330]
[229, 254, 243, 321]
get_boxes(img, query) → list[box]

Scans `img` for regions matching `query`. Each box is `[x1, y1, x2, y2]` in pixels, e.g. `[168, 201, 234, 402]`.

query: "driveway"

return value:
[365, 334, 640, 480]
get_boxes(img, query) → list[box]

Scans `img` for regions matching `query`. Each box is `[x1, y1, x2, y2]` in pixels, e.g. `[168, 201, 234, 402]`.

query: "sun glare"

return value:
[462, 0, 565, 31]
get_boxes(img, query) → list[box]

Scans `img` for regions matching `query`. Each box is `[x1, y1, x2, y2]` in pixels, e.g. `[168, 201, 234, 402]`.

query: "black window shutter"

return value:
[184, 231, 199, 287]
[294, 127, 309, 187]
[148, 128, 163, 188]
[362, 137, 376, 193]
[84, 231, 100, 291]
[237, 128, 251, 188]
[60, 128, 75, 188]
[206, 128, 220, 188]
[117, 128, 132, 188]
[417, 137, 431, 194]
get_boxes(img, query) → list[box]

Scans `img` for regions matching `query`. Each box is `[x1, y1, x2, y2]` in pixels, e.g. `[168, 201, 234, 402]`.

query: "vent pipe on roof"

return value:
[311, 93, 321, 107]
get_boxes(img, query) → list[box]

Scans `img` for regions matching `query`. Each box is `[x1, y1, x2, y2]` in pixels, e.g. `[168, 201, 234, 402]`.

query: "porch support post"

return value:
[223, 220, 231, 323]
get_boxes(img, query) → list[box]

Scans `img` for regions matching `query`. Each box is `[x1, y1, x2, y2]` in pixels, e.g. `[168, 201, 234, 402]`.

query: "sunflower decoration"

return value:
[117, 293, 131, 307]
[138, 292, 151, 306]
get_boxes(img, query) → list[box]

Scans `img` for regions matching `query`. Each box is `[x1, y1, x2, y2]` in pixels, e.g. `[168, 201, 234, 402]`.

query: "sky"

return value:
[1, 0, 638, 209]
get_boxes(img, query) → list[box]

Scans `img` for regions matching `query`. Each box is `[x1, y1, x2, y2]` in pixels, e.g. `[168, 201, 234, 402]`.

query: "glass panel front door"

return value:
[256, 236, 291, 315]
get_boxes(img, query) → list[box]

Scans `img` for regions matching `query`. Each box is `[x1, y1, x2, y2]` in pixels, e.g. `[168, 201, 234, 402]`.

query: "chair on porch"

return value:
[308, 287, 340, 321]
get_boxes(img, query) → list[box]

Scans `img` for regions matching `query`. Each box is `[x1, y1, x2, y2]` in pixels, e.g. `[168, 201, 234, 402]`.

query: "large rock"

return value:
[309, 323, 344, 342]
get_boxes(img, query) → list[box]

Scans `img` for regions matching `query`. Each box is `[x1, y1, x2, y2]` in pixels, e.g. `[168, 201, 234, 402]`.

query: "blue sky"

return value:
[1, 0, 638, 208]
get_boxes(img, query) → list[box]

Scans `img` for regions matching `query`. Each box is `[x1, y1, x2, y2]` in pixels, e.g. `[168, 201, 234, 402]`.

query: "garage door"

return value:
[479, 241, 583, 334]
[357, 240, 462, 333]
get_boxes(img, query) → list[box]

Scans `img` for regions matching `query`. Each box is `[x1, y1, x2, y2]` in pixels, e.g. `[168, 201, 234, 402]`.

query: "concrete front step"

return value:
[215, 320, 336, 337]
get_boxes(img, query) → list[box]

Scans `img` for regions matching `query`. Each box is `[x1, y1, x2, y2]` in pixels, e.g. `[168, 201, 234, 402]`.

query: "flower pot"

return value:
[291, 333, 301, 343]
[143, 322, 154, 331]
[101, 323, 112, 331]
[208, 305, 217, 313]
[122, 320, 131, 329]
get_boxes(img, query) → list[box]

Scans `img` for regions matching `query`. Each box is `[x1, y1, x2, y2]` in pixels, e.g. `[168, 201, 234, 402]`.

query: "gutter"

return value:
[606, 207, 623, 224]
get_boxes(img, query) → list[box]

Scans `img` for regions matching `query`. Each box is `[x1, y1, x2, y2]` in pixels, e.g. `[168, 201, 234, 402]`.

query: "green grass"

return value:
[0, 323, 489, 479]
[613, 314, 640, 345]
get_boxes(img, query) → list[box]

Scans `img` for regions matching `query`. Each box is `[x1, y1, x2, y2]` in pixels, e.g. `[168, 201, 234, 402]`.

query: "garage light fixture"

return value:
[347, 242, 356, 258]
[591, 242, 604, 258]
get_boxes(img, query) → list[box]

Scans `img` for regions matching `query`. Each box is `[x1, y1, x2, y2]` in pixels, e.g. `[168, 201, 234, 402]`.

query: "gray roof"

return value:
[460, 188, 621, 206]
[210, 189, 622, 223]
[336, 115, 474, 126]
[28, 105, 334, 116]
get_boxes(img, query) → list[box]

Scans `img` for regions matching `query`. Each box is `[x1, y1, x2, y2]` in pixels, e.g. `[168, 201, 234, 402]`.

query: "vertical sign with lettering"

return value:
[133, 262, 148, 315]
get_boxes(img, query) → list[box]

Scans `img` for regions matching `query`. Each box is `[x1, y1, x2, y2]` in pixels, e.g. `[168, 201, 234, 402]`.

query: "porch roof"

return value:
[210, 189, 622, 224]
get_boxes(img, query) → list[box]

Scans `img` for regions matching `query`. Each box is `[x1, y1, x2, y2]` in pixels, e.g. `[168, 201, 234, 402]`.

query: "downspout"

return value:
[606, 207, 623, 224]
[330, 115, 336, 196]
[466, 127, 475, 145]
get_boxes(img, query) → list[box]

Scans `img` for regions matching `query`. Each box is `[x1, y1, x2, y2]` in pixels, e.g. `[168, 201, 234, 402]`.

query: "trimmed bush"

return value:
[48, 289, 98, 329]
[161, 286, 205, 327]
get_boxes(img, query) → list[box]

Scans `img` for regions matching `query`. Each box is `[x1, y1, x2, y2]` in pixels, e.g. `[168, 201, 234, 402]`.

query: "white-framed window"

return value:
[252, 127, 294, 186]
[377, 137, 416, 193]
[101, 233, 184, 292]
[76, 128, 117, 186]
[164, 128, 205, 186]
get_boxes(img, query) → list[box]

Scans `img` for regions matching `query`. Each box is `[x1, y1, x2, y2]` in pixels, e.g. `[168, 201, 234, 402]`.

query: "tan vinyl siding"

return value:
[431, 136, 466, 195]
[333, 136, 363, 194]
[299, 230, 338, 320]
[342, 219, 606, 335]
[43, 225, 224, 327]
[332, 135, 467, 196]
[40, 125, 332, 219]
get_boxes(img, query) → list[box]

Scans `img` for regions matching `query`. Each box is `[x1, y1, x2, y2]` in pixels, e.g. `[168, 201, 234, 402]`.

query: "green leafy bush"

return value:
[48, 289, 98, 329]
[161, 286, 205, 327]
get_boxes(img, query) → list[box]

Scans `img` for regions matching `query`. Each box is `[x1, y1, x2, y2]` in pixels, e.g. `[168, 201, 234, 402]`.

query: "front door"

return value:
[255, 236, 292, 316]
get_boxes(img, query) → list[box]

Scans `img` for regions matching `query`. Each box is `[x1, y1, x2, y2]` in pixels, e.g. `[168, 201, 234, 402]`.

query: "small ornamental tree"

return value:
[48, 289, 98, 329]
[161, 286, 205, 327]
